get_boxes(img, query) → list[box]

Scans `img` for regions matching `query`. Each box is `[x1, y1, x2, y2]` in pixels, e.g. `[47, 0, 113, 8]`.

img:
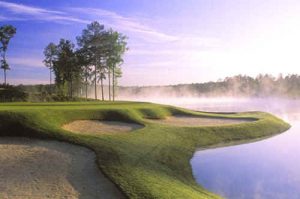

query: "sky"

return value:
[1, 0, 300, 86]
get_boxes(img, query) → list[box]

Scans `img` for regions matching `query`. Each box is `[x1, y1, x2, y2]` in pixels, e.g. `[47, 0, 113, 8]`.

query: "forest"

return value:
[119, 74, 300, 99]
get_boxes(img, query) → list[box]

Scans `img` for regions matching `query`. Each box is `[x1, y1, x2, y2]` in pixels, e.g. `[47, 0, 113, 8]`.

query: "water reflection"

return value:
[187, 98, 300, 199]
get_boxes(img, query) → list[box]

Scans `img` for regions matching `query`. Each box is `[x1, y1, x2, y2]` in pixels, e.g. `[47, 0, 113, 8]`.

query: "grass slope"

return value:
[0, 101, 290, 199]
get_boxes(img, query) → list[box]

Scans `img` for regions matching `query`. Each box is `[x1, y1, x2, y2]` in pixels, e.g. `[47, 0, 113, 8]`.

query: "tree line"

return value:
[119, 74, 300, 98]
[44, 21, 128, 101]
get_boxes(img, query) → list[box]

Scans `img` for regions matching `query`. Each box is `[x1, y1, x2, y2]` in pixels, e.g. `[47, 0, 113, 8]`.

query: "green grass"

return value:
[0, 101, 290, 198]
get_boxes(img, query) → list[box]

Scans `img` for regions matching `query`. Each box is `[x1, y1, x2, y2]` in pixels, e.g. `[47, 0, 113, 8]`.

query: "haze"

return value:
[1, 0, 300, 86]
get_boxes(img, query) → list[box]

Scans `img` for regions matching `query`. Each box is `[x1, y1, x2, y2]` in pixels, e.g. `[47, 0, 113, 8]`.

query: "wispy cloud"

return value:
[0, 1, 63, 15]
[0, 14, 24, 21]
[125, 61, 175, 69]
[0, 1, 88, 24]
[0, 1, 216, 45]
[0, 1, 178, 42]
[0, 14, 9, 21]
[9, 77, 48, 85]
[9, 57, 44, 68]
[69, 7, 178, 42]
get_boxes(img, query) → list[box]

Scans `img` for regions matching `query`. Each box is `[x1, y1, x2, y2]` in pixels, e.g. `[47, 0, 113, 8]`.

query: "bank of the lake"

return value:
[0, 101, 290, 198]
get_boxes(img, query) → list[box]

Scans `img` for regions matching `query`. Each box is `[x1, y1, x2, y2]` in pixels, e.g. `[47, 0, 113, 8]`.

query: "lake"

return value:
[183, 98, 300, 199]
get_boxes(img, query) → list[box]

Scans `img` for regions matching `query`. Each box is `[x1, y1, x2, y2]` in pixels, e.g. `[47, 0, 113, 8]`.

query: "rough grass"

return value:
[0, 101, 290, 199]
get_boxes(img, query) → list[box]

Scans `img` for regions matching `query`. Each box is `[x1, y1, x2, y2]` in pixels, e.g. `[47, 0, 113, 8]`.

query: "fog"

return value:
[84, 74, 300, 107]
[118, 96, 300, 121]
[82, 79, 300, 122]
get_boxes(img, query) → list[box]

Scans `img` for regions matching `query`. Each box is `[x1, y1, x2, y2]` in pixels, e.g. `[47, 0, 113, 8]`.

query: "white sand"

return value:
[146, 115, 254, 127]
[0, 137, 124, 199]
[63, 120, 142, 135]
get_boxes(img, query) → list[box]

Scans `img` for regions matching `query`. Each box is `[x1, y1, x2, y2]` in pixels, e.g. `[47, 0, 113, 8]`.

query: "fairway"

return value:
[0, 101, 290, 199]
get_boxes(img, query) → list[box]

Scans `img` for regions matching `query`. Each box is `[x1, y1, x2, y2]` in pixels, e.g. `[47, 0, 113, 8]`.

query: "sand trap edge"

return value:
[62, 120, 143, 135]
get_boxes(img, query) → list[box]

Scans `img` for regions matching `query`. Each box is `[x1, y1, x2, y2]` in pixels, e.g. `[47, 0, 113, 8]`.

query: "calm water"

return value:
[183, 98, 300, 199]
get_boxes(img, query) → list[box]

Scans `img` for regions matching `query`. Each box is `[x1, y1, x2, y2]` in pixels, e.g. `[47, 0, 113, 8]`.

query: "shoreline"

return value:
[193, 132, 286, 153]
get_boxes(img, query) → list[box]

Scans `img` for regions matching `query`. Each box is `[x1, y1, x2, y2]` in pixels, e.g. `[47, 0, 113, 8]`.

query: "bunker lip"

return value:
[145, 115, 256, 127]
[0, 137, 125, 199]
[62, 120, 143, 135]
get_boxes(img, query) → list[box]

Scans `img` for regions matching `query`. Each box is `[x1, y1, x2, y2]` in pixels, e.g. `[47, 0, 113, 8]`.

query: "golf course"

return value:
[0, 101, 290, 198]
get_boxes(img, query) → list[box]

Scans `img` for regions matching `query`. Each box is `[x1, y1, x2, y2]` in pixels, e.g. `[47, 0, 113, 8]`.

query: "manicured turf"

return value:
[0, 101, 290, 198]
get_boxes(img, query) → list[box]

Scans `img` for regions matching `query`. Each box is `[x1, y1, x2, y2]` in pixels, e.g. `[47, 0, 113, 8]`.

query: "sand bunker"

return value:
[63, 120, 142, 135]
[146, 115, 254, 127]
[0, 137, 124, 199]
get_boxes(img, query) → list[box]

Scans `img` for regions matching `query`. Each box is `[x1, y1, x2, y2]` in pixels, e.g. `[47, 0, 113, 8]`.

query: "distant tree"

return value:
[0, 25, 16, 85]
[43, 42, 57, 92]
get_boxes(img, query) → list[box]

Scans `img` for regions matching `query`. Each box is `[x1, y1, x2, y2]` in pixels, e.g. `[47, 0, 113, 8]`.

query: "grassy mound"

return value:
[0, 101, 290, 199]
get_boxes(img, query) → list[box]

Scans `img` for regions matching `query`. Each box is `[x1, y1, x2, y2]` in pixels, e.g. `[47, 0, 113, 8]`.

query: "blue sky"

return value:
[1, 0, 300, 86]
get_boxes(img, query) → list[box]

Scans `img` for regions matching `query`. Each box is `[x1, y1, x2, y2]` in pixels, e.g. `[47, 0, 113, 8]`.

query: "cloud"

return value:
[0, 1, 177, 42]
[9, 57, 44, 68]
[126, 36, 221, 60]
[125, 61, 175, 69]
[0, 15, 9, 21]
[0, 1, 89, 24]
[0, 14, 24, 21]
[69, 7, 178, 42]
[8, 77, 48, 85]
[174, 36, 221, 49]
[0, 1, 215, 46]
[0, 1, 63, 15]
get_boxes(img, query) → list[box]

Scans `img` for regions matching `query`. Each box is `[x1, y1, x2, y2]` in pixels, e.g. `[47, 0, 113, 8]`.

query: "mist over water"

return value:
[121, 96, 300, 199]
[120, 96, 300, 120]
